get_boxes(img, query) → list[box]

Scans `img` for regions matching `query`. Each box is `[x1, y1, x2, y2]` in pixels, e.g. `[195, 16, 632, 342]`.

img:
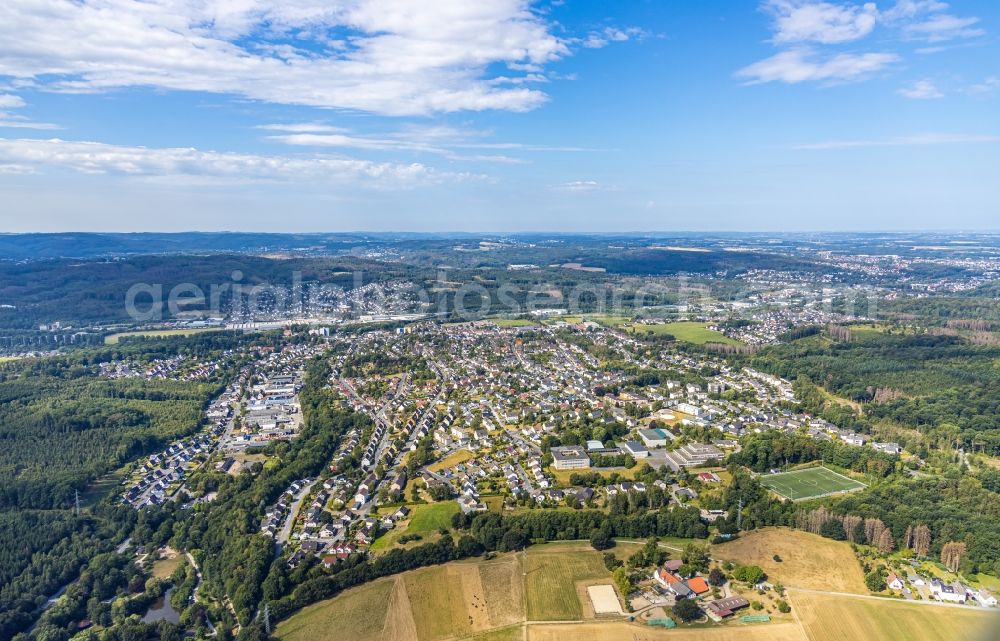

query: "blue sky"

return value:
[0, 0, 998, 232]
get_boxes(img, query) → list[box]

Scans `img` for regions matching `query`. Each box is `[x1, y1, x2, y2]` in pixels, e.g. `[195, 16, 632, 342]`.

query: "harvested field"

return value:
[714, 528, 866, 594]
[790, 590, 994, 641]
[525, 621, 807, 641]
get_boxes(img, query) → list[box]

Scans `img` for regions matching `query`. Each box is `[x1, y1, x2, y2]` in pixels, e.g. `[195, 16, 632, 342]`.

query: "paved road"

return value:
[786, 586, 997, 611]
[276, 479, 317, 547]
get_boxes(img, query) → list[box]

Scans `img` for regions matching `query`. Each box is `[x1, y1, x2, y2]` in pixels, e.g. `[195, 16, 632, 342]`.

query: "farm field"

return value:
[276, 541, 983, 641]
[104, 327, 223, 344]
[760, 466, 866, 500]
[628, 321, 741, 346]
[714, 528, 867, 594]
[789, 590, 994, 641]
[525, 621, 808, 641]
[523, 542, 615, 621]
[276, 575, 395, 641]
[276, 555, 525, 641]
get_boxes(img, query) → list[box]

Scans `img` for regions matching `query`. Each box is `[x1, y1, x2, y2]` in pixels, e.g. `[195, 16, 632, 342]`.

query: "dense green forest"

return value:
[750, 331, 1000, 454]
[832, 475, 1000, 576]
[0, 374, 216, 509]
[0, 507, 132, 640]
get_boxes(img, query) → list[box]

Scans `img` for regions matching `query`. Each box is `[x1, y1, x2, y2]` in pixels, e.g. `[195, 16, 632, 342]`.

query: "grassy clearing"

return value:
[0, 356, 22, 363]
[370, 501, 460, 552]
[628, 321, 741, 346]
[790, 590, 993, 641]
[715, 528, 866, 594]
[428, 450, 475, 473]
[409, 500, 460, 533]
[105, 327, 223, 344]
[493, 318, 539, 328]
[151, 556, 182, 579]
[547, 465, 637, 486]
[760, 466, 867, 501]
[523, 543, 613, 621]
[545, 315, 632, 328]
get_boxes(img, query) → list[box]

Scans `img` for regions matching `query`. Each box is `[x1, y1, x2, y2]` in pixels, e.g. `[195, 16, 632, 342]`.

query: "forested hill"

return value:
[749, 329, 1000, 455]
[0, 232, 382, 259]
[0, 254, 405, 329]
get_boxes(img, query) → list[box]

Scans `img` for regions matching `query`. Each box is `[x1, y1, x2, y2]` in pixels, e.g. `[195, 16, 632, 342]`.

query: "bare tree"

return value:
[864, 517, 885, 546]
[913, 525, 932, 558]
[877, 528, 895, 554]
[843, 515, 863, 542]
[941, 541, 967, 573]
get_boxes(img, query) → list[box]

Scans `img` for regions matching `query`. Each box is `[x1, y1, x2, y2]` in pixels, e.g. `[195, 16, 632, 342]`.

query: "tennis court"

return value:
[760, 466, 866, 500]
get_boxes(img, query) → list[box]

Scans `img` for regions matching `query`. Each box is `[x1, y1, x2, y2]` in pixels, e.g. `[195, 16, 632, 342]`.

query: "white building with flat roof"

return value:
[551, 446, 591, 470]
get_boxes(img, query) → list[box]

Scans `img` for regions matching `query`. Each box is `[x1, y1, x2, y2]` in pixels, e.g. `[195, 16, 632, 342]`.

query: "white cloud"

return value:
[903, 13, 984, 41]
[262, 123, 590, 163]
[794, 132, 1000, 149]
[0, 137, 469, 186]
[880, 1, 948, 22]
[256, 123, 351, 134]
[880, 1, 985, 42]
[556, 180, 601, 192]
[0, 94, 26, 109]
[0, 117, 62, 130]
[736, 49, 897, 84]
[897, 78, 943, 99]
[0, 93, 62, 129]
[766, 1, 878, 44]
[969, 76, 1000, 94]
[0, 0, 593, 116]
[582, 27, 646, 49]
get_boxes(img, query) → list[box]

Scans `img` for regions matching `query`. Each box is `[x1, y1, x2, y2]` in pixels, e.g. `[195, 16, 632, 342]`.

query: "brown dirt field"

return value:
[404, 565, 469, 640]
[526, 621, 808, 641]
[380, 576, 418, 641]
[714, 528, 866, 594]
[458, 563, 492, 631]
[480, 556, 525, 629]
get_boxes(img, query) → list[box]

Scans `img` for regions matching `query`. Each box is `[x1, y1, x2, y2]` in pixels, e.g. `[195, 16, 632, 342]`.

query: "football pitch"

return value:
[761, 467, 867, 500]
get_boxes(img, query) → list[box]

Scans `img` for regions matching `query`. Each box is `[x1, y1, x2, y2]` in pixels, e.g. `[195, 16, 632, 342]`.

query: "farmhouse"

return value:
[686, 576, 710, 595]
[703, 596, 750, 621]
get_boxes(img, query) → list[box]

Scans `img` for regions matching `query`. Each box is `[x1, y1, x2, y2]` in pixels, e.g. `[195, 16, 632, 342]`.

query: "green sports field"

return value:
[761, 467, 867, 500]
